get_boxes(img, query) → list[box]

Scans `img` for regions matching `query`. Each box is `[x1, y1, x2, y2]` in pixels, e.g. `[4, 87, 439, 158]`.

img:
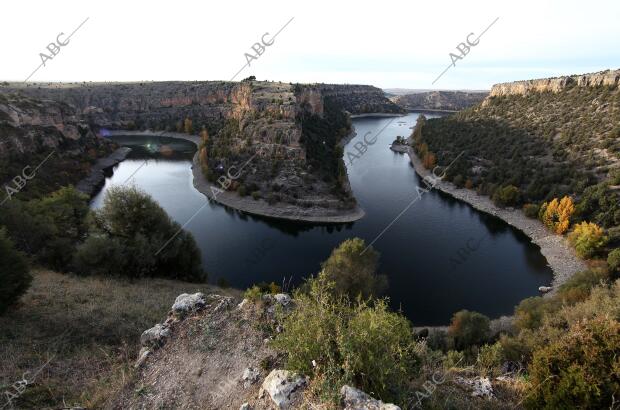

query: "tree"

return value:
[608, 249, 620, 273]
[540, 196, 575, 234]
[492, 185, 520, 207]
[422, 151, 437, 169]
[319, 237, 387, 300]
[183, 117, 193, 134]
[568, 222, 609, 259]
[74, 186, 205, 281]
[0, 228, 31, 314]
[448, 310, 490, 350]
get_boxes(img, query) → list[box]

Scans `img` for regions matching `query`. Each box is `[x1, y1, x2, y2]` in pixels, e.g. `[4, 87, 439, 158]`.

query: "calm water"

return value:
[92, 113, 553, 325]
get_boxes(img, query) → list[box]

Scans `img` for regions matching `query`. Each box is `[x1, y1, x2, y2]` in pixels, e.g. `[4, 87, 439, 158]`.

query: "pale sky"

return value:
[2, 0, 619, 90]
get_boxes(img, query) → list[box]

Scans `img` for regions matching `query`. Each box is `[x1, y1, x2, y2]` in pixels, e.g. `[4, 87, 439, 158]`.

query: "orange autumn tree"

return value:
[422, 152, 437, 169]
[539, 196, 575, 234]
[184, 117, 193, 134]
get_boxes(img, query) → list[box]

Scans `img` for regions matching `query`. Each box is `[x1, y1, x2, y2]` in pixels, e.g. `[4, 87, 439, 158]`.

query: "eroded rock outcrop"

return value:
[488, 69, 620, 97]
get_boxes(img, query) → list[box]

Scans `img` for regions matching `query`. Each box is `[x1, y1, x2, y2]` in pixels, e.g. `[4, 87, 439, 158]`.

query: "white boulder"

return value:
[172, 292, 206, 315]
[341, 385, 401, 410]
[260, 370, 307, 409]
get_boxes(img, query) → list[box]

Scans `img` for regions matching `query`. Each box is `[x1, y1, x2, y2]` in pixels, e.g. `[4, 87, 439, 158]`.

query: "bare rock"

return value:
[134, 347, 151, 368]
[242, 367, 261, 388]
[140, 324, 171, 347]
[239, 403, 251, 410]
[538, 286, 553, 293]
[454, 376, 494, 399]
[172, 292, 206, 316]
[273, 293, 291, 306]
[341, 385, 401, 410]
[261, 370, 307, 409]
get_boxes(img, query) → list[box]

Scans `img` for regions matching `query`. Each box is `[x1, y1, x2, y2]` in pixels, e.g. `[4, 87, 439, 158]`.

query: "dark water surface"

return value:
[91, 113, 553, 325]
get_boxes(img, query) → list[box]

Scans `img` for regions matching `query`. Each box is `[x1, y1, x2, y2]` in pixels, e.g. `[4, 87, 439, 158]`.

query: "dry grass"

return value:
[0, 269, 239, 409]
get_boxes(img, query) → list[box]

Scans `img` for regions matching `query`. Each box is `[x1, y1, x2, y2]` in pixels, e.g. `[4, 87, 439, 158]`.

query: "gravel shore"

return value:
[403, 146, 587, 291]
[189, 152, 365, 223]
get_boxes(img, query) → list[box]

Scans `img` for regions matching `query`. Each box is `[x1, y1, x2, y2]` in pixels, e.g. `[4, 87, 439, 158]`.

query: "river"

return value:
[91, 113, 553, 325]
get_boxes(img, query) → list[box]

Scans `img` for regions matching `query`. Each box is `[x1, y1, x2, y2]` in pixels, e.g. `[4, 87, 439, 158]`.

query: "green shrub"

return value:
[447, 310, 490, 350]
[608, 249, 620, 273]
[443, 350, 465, 369]
[273, 276, 419, 404]
[526, 317, 620, 409]
[319, 238, 387, 300]
[557, 268, 609, 304]
[244, 285, 263, 301]
[74, 186, 205, 281]
[492, 185, 521, 207]
[514, 297, 560, 331]
[0, 228, 31, 314]
[476, 342, 503, 376]
[523, 203, 540, 218]
[338, 300, 420, 401]
[0, 187, 89, 270]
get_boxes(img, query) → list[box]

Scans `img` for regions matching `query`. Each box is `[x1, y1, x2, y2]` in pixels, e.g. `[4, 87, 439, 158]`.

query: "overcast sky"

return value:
[2, 0, 618, 90]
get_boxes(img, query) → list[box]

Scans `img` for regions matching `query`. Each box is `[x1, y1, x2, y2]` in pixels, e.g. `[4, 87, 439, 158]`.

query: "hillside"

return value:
[0, 93, 117, 201]
[412, 69, 620, 234]
[0, 81, 399, 219]
[391, 90, 488, 112]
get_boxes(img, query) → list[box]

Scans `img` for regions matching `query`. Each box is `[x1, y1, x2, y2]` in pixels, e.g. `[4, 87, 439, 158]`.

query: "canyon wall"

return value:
[489, 69, 620, 97]
[391, 90, 488, 111]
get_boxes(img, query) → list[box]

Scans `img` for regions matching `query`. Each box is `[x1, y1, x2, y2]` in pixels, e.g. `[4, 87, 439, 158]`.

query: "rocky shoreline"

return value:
[190, 152, 365, 223]
[402, 146, 587, 291]
[76, 147, 132, 196]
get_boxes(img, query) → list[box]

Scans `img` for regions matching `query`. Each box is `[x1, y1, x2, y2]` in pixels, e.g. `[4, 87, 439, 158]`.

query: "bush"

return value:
[526, 317, 620, 409]
[514, 297, 560, 331]
[447, 310, 490, 350]
[523, 203, 540, 218]
[476, 342, 503, 376]
[557, 268, 609, 304]
[608, 249, 620, 273]
[273, 276, 419, 404]
[0, 229, 31, 314]
[568, 221, 608, 259]
[319, 238, 387, 300]
[338, 300, 419, 401]
[244, 285, 263, 301]
[492, 185, 520, 207]
[443, 350, 465, 369]
[73, 186, 205, 281]
[0, 187, 89, 270]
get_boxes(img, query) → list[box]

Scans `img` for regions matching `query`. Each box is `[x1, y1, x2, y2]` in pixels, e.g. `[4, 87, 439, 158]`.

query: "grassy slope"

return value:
[0, 270, 239, 409]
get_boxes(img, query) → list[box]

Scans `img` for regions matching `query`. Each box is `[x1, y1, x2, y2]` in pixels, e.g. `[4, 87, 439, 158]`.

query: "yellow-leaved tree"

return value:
[568, 222, 608, 259]
[539, 196, 575, 234]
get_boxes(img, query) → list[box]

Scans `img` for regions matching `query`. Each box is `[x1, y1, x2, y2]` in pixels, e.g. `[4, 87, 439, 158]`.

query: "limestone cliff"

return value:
[0, 93, 116, 199]
[488, 69, 620, 97]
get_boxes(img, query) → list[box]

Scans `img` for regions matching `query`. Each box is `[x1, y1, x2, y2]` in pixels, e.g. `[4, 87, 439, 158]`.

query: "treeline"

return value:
[0, 186, 205, 314]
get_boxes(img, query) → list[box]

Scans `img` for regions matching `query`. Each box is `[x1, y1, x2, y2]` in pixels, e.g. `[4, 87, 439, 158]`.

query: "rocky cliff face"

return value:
[0, 81, 396, 215]
[0, 93, 116, 199]
[391, 90, 488, 111]
[314, 84, 403, 114]
[488, 69, 620, 97]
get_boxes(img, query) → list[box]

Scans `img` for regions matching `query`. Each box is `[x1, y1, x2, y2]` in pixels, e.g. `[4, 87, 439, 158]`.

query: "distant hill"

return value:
[390, 90, 488, 112]
[412, 69, 620, 231]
